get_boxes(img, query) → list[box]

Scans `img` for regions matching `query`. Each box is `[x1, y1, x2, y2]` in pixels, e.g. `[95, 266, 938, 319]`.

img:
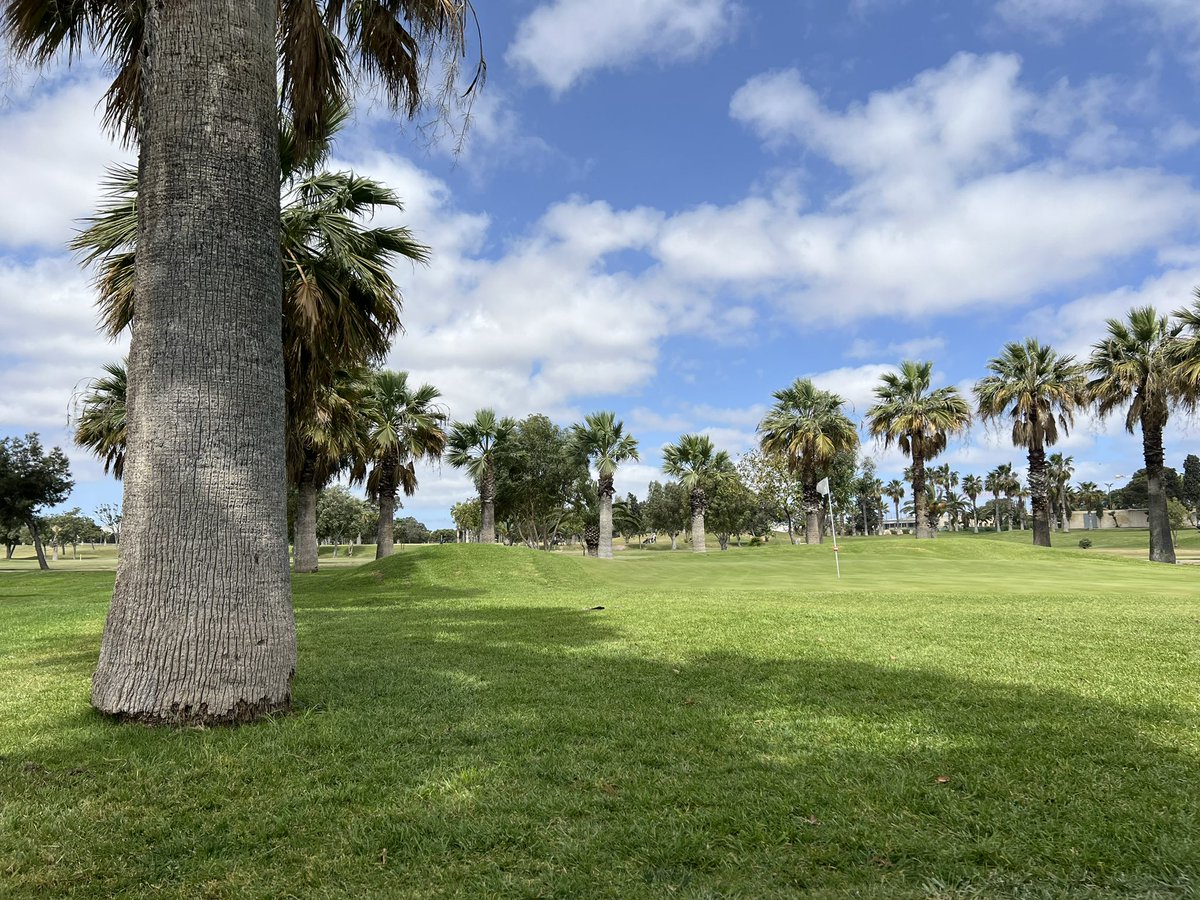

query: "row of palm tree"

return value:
[745, 302, 1200, 563]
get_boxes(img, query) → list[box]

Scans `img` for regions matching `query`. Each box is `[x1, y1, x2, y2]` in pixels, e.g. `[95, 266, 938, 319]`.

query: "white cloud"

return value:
[0, 74, 130, 250]
[507, 0, 740, 93]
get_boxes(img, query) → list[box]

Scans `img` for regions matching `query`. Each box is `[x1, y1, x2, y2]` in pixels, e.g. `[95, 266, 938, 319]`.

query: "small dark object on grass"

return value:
[586, 606, 605, 611]
[1078, 538, 1093, 549]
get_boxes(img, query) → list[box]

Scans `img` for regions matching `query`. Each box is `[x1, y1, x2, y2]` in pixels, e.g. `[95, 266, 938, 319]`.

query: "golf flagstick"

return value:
[816, 477, 840, 579]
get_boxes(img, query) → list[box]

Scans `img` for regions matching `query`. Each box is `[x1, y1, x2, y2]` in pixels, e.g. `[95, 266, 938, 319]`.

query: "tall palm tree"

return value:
[446, 410, 516, 545]
[571, 412, 639, 560]
[73, 107, 427, 445]
[73, 361, 128, 481]
[961, 474, 983, 533]
[292, 369, 369, 573]
[757, 379, 859, 544]
[7, 0, 479, 723]
[985, 467, 1006, 531]
[867, 361, 972, 540]
[1047, 453, 1075, 532]
[884, 479, 905, 529]
[354, 371, 446, 559]
[662, 434, 734, 553]
[1087, 306, 1190, 563]
[975, 339, 1088, 547]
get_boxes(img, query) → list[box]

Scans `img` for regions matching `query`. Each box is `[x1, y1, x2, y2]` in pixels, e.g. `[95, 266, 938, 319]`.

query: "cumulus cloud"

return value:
[507, 0, 740, 93]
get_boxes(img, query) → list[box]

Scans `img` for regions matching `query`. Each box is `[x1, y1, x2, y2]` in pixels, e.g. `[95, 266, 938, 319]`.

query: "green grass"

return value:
[2, 537, 1198, 897]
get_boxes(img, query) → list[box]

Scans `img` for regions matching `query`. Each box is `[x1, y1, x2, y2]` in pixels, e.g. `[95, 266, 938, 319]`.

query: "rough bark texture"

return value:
[375, 459, 396, 559]
[293, 458, 319, 573]
[1060, 494, 1071, 533]
[598, 473, 614, 560]
[1142, 419, 1177, 564]
[690, 488, 707, 553]
[1027, 445, 1052, 548]
[912, 457, 932, 539]
[480, 465, 496, 544]
[92, 0, 295, 725]
[27, 518, 48, 570]
[803, 484, 822, 544]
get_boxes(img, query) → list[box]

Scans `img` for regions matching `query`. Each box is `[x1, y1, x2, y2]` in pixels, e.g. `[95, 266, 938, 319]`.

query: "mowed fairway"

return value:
[2, 538, 1198, 897]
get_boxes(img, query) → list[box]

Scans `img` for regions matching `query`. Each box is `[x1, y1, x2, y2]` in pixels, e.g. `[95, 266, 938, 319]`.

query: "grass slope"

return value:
[1, 539, 1198, 897]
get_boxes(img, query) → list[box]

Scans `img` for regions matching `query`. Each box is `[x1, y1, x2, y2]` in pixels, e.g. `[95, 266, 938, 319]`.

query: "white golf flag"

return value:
[815, 477, 830, 496]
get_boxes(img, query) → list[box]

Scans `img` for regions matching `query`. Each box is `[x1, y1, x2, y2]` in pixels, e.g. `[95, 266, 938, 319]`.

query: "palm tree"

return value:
[961, 474, 983, 533]
[447, 410, 517, 545]
[1047, 453, 1075, 532]
[757, 379, 859, 544]
[985, 467, 1006, 531]
[662, 434, 734, 553]
[354, 371, 446, 559]
[884, 479, 905, 529]
[974, 339, 1088, 547]
[8, 1, 479, 723]
[73, 108, 427, 449]
[73, 361, 128, 480]
[1087, 307, 1190, 563]
[292, 369, 370, 573]
[867, 361, 972, 539]
[571, 412, 639, 560]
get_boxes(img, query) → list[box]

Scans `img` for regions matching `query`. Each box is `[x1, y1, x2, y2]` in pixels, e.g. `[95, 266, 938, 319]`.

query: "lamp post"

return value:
[1104, 474, 1126, 527]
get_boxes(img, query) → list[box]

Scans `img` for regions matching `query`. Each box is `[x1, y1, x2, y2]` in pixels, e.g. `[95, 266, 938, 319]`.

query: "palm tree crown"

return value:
[357, 370, 447, 497]
[867, 361, 971, 539]
[662, 434, 732, 494]
[975, 339, 1086, 546]
[73, 360, 128, 480]
[572, 411, 639, 496]
[758, 379, 859, 482]
[446, 408, 517, 545]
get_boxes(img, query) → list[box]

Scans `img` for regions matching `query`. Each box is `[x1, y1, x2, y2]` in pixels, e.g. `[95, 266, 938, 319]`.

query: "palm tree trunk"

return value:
[690, 488, 707, 553]
[892, 499, 900, 531]
[1142, 418, 1177, 564]
[294, 456, 319, 573]
[480, 464, 497, 544]
[912, 456, 931, 539]
[970, 500, 979, 533]
[375, 461, 397, 559]
[1060, 489, 1071, 532]
[802, 482, 822, 544]
[598, 474, 614, 560]
[92, 0, 295, 725]
[1028, 445, 1052, 547]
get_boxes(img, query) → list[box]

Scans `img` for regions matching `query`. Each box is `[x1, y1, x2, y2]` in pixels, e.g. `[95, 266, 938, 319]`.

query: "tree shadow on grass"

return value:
[5, 601, 1198, 898]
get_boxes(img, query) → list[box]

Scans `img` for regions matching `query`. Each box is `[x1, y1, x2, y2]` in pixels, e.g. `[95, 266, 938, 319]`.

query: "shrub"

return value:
[1078, 538, 1092, 549]
[749, 536, 762, 546]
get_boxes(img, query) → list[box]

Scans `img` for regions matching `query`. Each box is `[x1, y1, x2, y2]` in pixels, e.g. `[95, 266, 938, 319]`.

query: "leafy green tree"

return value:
[612, 494, 644, 543]
[451, 499, 482, 543]
[571, 412, 639, 560]
[0, 434, 73, 570]
[6, 0, 478, 724]
[737, 450, 802, 544]
[975, 339, 1087, 547]
[429, 528, 456, 544]
[494, 415, 590, 550]
[758, 379, 859, 544]
[662, 435, 734, 553]
[354, 370, 446, 559]
[1181, 454, 1200, 521]
[45, 508, 101, 560]
[1112, 468, 1183, 510]
[316, 486, 365, 556]
[643, 481, 690, 550]
[852, 458, 883, 535]
[706, 474, 757, 550]
[394, 517, 430, 545]
[868, 361, 972, 540]
[1087, 307, 1191, 563]
[447, 410, 517, 545]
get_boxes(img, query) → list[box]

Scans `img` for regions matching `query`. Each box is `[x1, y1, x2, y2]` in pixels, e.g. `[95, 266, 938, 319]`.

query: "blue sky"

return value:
[5, 0, 1200, 528]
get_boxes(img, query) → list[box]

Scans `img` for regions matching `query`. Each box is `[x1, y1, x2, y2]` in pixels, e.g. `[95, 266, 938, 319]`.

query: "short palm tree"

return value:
[571, 412, 639, 560]
[961, 474, 983, 533]
[867, 361, 972, 539]
[354, 370, 447, 559]
[662, 434, 733, 553]
[73, 360, 128, 480]
[974, 339, 1087, 547]
[884, 479, 905, 529]
[292, 369, 369, 572]
[1087, 306, 1191, 563]
[446, 409, 517, 545]
[1047, 453, 1075, 532]
[758, 379, 859, 544]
